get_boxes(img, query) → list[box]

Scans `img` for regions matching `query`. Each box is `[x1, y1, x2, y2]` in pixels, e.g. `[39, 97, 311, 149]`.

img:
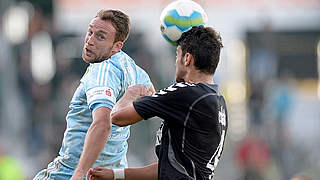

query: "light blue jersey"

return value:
[34, 51, 151, 179]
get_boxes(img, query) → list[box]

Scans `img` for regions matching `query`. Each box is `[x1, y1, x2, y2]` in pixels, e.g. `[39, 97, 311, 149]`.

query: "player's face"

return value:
[175, 46, 187, 82]
[82, 18, 117, 63]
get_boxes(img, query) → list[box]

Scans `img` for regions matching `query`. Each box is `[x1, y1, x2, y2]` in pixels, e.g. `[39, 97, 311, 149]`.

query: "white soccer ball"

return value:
[160, 0, 208, 46]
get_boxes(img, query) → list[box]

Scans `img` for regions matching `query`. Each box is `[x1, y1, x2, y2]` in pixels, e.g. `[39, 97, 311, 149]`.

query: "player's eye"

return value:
[98, 35, 105, 40]
[88, 30, 93, 36]
[95, 33, 105, 40]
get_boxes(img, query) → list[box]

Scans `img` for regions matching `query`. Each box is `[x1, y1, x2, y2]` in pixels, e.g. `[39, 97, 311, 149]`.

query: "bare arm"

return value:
[111, 84, 153, 127]
[71, 107, 112, 180]
[125, 163, 158, 180]
[87, 162, 158, 180]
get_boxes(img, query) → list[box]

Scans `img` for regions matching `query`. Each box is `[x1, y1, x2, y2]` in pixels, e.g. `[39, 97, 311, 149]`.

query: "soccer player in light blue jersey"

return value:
[33, 9, 154, 180]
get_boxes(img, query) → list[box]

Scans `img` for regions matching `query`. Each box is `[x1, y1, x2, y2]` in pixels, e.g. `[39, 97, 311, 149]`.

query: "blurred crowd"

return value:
[0, 0, 320, 180]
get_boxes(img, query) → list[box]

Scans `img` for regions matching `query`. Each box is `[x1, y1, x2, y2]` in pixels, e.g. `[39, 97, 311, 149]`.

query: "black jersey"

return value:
[133, 82, 228, 180]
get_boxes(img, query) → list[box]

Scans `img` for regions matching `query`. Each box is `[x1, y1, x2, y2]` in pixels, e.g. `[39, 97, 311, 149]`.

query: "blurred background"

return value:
[0, 0, 319, 179]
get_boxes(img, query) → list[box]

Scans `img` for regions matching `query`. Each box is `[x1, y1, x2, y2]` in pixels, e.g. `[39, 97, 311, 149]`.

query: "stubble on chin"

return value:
[82, 56, 91, 64]
[82, 53, 99, 64]
[82, 50, 109, 64]
[81, 52, 90, 63]
[82, 57, 106, 64]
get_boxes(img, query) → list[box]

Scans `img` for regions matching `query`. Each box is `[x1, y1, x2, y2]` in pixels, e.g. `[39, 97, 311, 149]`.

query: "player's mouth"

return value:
[85, 48, 95, 56]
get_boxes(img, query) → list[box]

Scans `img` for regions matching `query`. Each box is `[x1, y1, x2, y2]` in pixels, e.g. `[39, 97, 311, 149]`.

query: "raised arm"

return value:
[111, 84, 153, 126]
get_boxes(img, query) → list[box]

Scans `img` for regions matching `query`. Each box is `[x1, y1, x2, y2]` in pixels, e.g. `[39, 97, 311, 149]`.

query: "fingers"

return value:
[87, 167, 114, 180]
[86, 168, 96, 180]
[92, 166, 105, 171]
[90, 169, 106, 177]
[145, 90, 152, 96]
[128, 84, 152, 98]
[86, 168, 95, 180]
[140, 85, 152, 97]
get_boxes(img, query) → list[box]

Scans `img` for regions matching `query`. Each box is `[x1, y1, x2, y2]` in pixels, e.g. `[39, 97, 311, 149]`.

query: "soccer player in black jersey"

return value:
[87, 26, 227, 180]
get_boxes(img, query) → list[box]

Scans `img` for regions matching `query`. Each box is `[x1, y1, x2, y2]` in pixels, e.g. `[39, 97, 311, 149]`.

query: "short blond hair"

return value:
[96, 9, 130, 43]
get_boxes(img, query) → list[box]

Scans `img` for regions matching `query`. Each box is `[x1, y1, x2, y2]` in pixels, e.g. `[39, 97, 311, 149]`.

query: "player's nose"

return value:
[86, 35, 95, 46]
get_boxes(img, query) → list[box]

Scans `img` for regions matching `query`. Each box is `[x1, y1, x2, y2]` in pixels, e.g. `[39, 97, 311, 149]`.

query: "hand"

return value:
[86, 167, 114, 180]
[126, 84, 152, 100]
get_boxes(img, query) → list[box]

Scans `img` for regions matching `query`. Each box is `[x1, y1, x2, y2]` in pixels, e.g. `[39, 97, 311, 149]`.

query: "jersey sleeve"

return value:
[133, 83, 194, 124]
[136, 66, 151, 88]
[84, 62, 122, 112]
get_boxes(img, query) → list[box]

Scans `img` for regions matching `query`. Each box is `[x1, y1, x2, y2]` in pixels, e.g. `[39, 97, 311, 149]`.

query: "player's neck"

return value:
[109, 50, 121, 58]
[184, 71, 213, 84]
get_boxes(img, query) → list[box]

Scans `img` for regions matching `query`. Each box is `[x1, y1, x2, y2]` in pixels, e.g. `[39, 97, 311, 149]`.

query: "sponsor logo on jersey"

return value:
[86, 87, 114, 104]
[105, 89, 112, 96]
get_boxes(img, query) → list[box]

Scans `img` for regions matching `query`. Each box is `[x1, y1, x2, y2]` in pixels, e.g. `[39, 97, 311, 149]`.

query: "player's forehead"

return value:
[88, 17, 116, 34]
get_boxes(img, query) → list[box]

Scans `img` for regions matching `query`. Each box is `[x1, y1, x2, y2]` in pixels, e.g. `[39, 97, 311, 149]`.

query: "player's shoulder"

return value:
[151, 82, 196, 98]
[169, 82, 198, 92]
[84, 60, 122, 86]
[172, 82, 213, 95]
[136, 65, 145, 73]
[110, 51, 134, 64]
[197, 83, 220, 94]
[136, 65, 149, 78]
[111, 51, 129, 59]
[88, 60, 119, 75]
[152, 82, 221, 98]
[172, 82, 197, 90]
[90, 52, 132, 72]
[109, 51, 137, 71]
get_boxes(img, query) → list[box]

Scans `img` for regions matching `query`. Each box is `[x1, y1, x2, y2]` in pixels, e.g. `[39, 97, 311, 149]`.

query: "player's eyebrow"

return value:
[96, 30, 107, 35]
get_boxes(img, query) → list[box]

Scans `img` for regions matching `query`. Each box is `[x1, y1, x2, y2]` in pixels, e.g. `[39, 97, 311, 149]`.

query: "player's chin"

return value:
[82, 55, 96, 63]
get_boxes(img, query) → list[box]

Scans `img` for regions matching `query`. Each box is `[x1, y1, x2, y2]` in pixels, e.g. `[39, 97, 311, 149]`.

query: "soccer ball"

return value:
[160, 0, 208, 46]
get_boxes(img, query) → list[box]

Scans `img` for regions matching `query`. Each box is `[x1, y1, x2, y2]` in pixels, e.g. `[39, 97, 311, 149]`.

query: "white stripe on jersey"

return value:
[119, 57, 136, 88]
[39, 158, 60, 180]
[207, 129, 226, 179]
[100, 62, 108, 86]
[103, 63, 111, 86]
[119, 60, 126, 88]
[97, 63, 103, 86]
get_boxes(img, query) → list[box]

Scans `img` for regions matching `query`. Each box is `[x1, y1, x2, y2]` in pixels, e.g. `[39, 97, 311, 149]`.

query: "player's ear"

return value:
[184, 53, 193, 66]
[112, 41, 123, 52]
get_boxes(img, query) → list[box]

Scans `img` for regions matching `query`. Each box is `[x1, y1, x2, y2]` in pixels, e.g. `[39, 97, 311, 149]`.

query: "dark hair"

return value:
[177, 26, 223, 75]
[96, 9, 130, 43]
